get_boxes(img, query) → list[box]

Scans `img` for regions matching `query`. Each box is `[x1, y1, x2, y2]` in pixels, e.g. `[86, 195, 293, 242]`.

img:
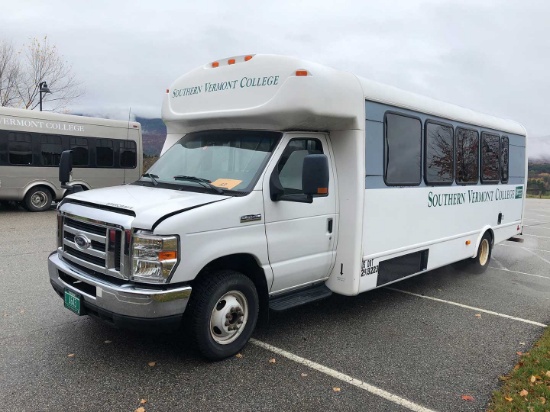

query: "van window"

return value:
[275, 138, 324, 195]
[425, 121, 454, 185]
[500, 136, 509, 183]
[481, 133, 500, 183]
[8, 132, 33, 165]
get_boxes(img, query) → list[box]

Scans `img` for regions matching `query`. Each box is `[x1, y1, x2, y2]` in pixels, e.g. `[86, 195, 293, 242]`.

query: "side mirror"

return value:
[59, 150, 73, 187]
[303, 154, 329, 197]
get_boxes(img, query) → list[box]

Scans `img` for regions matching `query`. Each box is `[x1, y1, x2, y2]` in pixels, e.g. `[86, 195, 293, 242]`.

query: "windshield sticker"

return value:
[211, 179, 242, 190]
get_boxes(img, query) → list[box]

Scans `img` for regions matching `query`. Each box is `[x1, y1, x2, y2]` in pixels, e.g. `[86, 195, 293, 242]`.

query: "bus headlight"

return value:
[132, 232, 179, 284]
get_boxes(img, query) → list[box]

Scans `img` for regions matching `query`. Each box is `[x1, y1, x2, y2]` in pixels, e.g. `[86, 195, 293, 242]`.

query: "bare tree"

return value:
[0, 37, 83, 110]
[0, 40, 21, 107]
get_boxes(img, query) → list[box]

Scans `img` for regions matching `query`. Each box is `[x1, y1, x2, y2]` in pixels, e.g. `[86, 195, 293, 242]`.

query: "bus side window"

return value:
[71, 137, 89, 167]
[500, 136, 509, 183]
[120, 141, 137, 168]
[455, 128, 479, 184]
[384, 113, 421, 186]
[424, 121, 454, 185]
[8, 132, 33, 165]
[481, 132, 500, 184]
[96, 138, 114, 167]
[40, 134, 63, 166]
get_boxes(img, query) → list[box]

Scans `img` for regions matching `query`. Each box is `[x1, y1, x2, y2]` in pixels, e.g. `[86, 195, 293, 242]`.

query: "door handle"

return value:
[327, 218, 333, 233]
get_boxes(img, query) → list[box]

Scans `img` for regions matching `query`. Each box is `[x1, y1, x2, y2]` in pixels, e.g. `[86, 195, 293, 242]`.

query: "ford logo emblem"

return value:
[74, 234, 92, 250]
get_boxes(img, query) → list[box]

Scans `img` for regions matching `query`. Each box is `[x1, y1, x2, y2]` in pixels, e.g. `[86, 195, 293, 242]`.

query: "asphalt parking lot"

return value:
[1, 199, 549, 412]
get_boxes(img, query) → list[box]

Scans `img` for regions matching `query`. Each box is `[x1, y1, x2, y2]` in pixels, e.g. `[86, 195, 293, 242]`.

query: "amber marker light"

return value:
[244, 55, 253, 61]
[317, 188, 328, 194]
[228, 58, 236, 65]
[465, 240, 471, 245]
[166, 89, 169, 93]
[158, 251, 177, 261]
[212, 61, 219, 68]
[296, 70, 308, 76]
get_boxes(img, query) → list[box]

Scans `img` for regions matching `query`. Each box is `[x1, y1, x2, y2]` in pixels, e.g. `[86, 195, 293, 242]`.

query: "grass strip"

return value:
[488, 327, 550, 411]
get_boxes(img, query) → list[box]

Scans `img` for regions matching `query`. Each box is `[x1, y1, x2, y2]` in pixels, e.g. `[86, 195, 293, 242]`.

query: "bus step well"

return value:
[269, 284, 332, 312]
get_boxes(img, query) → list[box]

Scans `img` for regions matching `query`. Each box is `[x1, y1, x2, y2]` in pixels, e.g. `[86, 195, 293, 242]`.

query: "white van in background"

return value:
[0, 107, 142, 211]
[48, 54, 526, 360]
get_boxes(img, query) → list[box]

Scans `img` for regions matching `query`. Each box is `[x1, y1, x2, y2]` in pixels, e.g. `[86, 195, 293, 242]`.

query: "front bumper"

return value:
[48, 251, 192, 331]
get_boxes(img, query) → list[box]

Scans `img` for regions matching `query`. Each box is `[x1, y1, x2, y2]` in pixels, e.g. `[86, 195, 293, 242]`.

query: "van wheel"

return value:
[24, 187, 53, 212]
[189, 270, 259, 361]
[469, 232, 493, 274]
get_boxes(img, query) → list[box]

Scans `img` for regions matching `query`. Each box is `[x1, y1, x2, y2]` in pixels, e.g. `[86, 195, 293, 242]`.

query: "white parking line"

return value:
[522, 233, 550, 239]
[488, 266, 550, 280]
[386, 288, 547, 328]
[521, 247, 550, 265]
[250, 339, 438, 412]
[496, 243, 550, 253]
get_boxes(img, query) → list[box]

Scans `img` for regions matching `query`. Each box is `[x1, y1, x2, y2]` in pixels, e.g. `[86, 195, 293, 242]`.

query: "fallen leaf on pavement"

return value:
[519, 389, 529, 397]
[135, 407, 145, 412]
[268, 358, 276, 364]
[235, 353, 243, 359]
[104, 340, 112, 344]
[140, 399, 147, 405]
[461, 395, 474, 401]
[67, 354, 75, 358]
[301, 373, 308, 377]
[148, 361, 156, 367]
[333, 387, 341, 393]
[475, 314, 481, 318]
[516, 352, 523, 356]
[519, 342, 525, 345]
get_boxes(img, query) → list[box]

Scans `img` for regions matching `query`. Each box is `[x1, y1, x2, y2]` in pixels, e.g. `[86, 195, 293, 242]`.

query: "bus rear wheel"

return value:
[24, 186, 53, 212]
[469, 232, 492, 274]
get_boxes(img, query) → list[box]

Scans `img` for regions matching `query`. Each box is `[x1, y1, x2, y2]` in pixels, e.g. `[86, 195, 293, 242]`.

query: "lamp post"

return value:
[39, 81, 51, 111]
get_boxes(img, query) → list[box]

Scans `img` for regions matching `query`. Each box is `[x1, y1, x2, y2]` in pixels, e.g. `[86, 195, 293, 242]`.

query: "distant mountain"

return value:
[135, 116, 166, 156]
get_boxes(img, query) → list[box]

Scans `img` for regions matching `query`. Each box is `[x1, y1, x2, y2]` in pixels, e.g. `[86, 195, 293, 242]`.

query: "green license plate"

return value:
[64, 289, 83, 315]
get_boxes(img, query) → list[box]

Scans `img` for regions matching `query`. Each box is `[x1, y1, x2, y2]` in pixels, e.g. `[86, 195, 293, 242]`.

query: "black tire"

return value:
[24, 186, 53, 212]
[468, 232, 493, 274]
[189, 270, 259, 361]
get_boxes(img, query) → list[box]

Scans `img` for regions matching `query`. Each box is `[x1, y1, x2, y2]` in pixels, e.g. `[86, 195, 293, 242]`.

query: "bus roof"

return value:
[162, 54, 525, 136]
[0, 107, 141, 130]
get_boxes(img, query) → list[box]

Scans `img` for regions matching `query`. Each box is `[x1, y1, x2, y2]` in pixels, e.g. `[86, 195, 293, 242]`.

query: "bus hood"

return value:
[63, 184, 230, 229]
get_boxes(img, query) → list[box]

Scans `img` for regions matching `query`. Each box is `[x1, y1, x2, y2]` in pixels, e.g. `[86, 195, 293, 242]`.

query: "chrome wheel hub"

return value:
[210, 290, 248, 345]
[31, 191, 48, 208]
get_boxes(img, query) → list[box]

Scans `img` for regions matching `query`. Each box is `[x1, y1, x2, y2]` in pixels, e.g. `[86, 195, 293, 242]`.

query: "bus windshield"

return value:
[143, 130, 281, 194]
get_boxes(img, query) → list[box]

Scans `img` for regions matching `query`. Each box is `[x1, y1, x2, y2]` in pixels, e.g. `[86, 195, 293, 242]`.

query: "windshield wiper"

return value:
[141, 173, 159, 186]
[173, 175, 224, 194]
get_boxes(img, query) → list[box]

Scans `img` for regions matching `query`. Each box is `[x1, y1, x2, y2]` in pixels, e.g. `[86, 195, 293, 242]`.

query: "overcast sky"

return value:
[3, 0, 550, 156]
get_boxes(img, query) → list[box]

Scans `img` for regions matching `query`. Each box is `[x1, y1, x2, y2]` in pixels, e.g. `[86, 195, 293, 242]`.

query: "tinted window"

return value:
[96, 138, 114, 167]
[276, 139, 324, 194]
[385, 113, 421, 185]
[8, 132, 33, 165]
[120, 141, 137, 168]
[481, 133, 500, 183]
[500, 136, 509, 183]
[425, 122, 454, 184]
[70, 137, 89, 166]
[41, 135, 63, 166]
[456, 128, 479, 184]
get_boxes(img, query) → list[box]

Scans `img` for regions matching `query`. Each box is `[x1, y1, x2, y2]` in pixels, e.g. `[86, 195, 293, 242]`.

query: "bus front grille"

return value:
[60, 216, 130, 280]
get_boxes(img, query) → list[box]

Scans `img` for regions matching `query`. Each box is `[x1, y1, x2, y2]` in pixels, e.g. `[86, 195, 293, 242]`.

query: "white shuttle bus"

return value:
[48, 55, 526, 360]
[0, 107, 142, 211]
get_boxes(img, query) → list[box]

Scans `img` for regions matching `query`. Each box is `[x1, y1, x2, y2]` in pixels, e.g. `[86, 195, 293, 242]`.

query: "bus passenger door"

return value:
[263, 134, 338, 294]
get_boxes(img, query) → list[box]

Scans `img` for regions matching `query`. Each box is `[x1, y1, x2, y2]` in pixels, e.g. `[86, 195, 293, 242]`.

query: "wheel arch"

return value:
[23, 181, 59, 200]
[473, 226, 494, 258]
[195, 253, 270, 325]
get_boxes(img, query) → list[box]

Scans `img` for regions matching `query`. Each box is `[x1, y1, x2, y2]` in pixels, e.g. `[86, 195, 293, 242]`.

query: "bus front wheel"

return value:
[189, 270, 259, 361]
[24, 186, 53, 212]
[469, 232, 493, 274]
